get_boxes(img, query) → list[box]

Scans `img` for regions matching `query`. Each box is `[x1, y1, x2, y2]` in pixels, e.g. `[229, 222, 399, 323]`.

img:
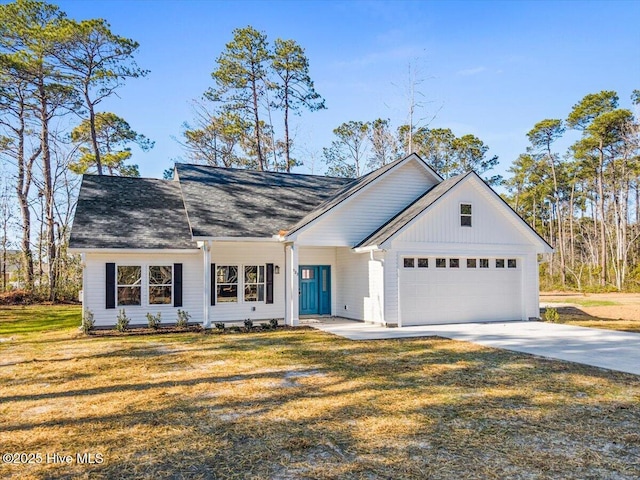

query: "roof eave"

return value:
[191, 236, 281, 243]
[69, 247, 201, 254]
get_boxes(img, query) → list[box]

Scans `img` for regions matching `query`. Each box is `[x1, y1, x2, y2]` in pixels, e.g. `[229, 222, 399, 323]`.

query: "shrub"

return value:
[0, 289, 42, 305]
[81, 308, 95, 334]
[115, 309, 130, 332]
[146, 312, 162, 330]
[214, 322, 226, 330]
[176, 309, 191, 327]
[260, 322, 271, 330]
[229, 326, 241, 333]
[269, 318, 278, 329]
[544, 307, 560, 323]
[244, 319, 253, 331]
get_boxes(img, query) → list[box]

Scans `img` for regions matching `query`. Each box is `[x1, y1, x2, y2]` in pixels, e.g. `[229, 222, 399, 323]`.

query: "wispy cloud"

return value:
[332, 45, 426, 69]
[457, 66, 487, 76]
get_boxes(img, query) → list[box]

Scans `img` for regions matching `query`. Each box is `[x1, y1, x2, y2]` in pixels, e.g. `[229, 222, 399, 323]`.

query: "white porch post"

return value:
[284, 242, 299, 326]
[202, 241, 211, 328]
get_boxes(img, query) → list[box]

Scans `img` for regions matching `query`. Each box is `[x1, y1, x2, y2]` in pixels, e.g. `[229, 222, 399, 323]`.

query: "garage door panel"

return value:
[400, 256, 522, 326]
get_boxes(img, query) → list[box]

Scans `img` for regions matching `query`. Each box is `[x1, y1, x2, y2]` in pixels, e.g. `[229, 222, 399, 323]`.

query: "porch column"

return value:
[284, 242, 299, 326]
[202, 241, 211, 328]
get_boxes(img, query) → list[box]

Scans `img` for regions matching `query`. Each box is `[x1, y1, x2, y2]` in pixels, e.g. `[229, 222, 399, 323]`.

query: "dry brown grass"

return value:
[1, 306, 640, 479]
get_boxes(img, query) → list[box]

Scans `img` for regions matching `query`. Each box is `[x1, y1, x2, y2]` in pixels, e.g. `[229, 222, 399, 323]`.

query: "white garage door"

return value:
[399, 256, 523, 326]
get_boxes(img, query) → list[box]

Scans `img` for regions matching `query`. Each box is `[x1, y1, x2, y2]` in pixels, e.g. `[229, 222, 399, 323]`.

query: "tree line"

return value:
[505, 90, 640, 291]
[0, 0, 150, 300]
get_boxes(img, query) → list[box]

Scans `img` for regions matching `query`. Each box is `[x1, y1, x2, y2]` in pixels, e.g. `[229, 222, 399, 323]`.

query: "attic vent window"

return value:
[460, 203, 472, 227]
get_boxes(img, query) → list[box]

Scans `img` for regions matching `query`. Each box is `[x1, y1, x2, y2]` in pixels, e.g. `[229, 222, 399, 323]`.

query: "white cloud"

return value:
[457, 66, 487, 76]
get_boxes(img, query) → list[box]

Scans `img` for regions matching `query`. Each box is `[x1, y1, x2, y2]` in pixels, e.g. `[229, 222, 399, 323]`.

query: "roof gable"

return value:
[286, 154, 442, 238]
[357, 171, 552, 252]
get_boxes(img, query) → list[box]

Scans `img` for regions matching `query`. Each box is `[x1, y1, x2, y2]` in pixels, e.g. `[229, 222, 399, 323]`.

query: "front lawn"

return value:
[1, 306, 639, 479]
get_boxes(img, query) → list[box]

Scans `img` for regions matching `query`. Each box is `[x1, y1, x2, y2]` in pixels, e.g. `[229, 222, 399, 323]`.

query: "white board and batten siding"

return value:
[84, 251, 202, 328]
[386, 176, 544, 326]
[297, 160, 437, 247]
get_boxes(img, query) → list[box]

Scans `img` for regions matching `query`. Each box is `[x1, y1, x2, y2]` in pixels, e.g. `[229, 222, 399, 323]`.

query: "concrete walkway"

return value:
[305, 318, 640, 376]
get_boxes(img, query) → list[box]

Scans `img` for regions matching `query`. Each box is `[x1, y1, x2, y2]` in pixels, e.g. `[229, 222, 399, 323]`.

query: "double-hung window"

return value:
[244, 265, 265, 302]
[117, 266, 141, 306]
[460, 203, 472, 227]
[217, 266, 238, 303]
[149, 266, 172, 304]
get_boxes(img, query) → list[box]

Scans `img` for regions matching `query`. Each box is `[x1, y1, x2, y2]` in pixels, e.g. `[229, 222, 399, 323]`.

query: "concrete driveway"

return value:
[307, 318, 640, 376]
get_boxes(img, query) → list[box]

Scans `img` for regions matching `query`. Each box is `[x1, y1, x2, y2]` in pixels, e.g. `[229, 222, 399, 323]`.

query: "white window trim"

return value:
[243, 264, 266, 303]
[148, 264, 174, 306]
[115, 263, 175, 308]
[460, 202, 472, 227]
[215, 264, 269, 304]
[216, 264, 240, 304]
[402, 257, 416, 268]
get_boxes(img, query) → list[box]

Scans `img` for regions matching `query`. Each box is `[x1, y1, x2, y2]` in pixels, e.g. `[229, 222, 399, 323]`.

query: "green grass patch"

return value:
[0, 305, 81, 336]
[544, 297, 619, 307]
[573, 299, 618, 307]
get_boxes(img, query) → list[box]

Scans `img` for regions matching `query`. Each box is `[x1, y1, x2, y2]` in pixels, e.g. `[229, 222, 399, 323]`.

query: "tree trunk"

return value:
[597, 144, 606, 287]
[547, 144, 566, 286]
[15, 102, 37, 290]
[85, 84, 102, 175]
[284, 85, 291, 172]
[38, 80, 56, 302]
[250, 71, 264, 170]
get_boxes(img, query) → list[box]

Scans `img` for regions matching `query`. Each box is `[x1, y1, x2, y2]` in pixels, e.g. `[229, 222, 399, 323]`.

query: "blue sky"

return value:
[54, 0, 639, 181]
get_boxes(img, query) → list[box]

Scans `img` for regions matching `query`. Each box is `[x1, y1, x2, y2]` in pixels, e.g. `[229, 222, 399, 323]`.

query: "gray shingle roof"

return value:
[355, 172, 470, 248]
[69, 175, 195, 249]
[175, 164, 353, 237]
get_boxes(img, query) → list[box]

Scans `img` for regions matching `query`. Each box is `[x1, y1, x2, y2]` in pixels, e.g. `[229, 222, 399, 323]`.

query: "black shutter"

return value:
[106, 263, 116, 309]
[210, 263, 216, 306]
[173, 263, 183, 307]
[266, 263, 274, 304]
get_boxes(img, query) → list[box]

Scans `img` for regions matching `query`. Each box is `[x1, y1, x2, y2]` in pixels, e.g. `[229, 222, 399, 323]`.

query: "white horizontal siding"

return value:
[335, 248, 367, 320]
[208, 242, 285, 322]
[297, 159, 437, 246]
[84, 251, 203, 328]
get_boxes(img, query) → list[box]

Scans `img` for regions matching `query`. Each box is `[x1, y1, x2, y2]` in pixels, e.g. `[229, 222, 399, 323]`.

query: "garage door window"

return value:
[496, 259, 505, 268]
[508, 259, 517, 268]
[403, 258, 415, 268]
[467, 258, 477, 268]
[480, 259, 489, 268]
[418, 258, 429, 268]
[436, 258, 446, 268]
[449, 258, 460, 268]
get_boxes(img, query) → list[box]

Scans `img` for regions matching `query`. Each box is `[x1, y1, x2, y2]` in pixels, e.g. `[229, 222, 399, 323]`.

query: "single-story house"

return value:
[69, 153, 553, 328]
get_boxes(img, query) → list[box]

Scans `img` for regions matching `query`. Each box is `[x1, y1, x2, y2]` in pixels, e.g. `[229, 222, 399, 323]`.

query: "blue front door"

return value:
[299, 265, 331, 315]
